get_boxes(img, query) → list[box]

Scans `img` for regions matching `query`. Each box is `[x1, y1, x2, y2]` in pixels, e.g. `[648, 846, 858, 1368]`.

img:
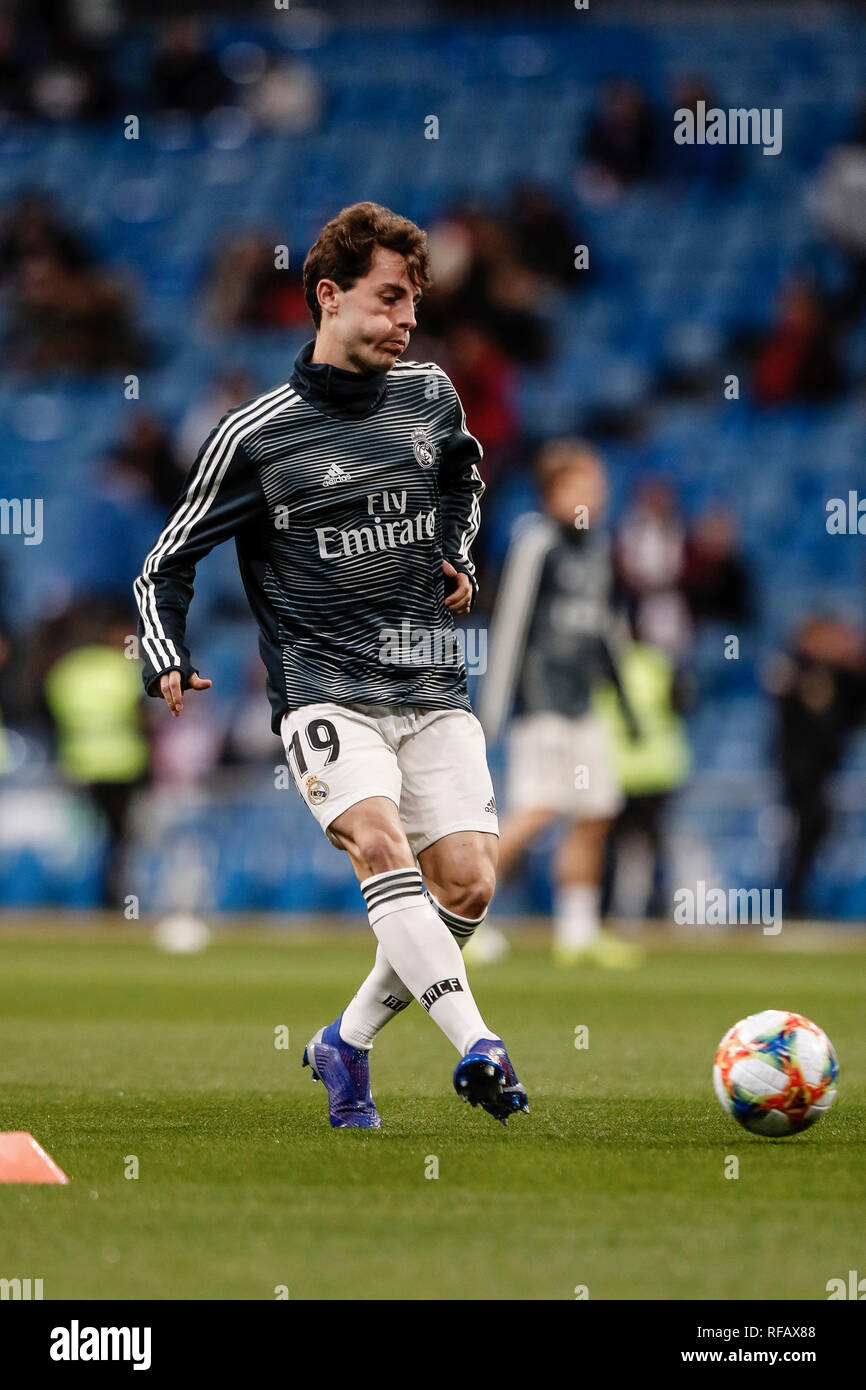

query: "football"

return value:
[713, 1010, 838, 1137]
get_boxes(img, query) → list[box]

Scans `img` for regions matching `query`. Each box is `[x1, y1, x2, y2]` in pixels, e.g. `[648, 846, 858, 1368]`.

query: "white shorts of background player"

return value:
[506, 711, 624, 821]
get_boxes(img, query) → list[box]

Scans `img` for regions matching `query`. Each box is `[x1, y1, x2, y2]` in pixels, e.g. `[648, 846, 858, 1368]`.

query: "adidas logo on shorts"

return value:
[322, 461, 352, 487]
[484, 795, 497, 814]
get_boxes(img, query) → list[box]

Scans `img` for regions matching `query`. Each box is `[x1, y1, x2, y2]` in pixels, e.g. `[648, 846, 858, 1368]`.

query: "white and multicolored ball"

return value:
[713, 1010, 838, 1137]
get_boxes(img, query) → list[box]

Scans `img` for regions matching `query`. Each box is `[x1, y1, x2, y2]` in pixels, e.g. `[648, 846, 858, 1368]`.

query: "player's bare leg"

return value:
[492, 808, 557, 881]
[303, 796, 416, 1128]
[324, 797, 496, 1054]
[341, 828, 498, 1029]
[315, 815, 526, 1125]
[556, 815, 609, 884]
[416, 828, 527, 1120]
[339, 822, 497, 1034]
[418, 828, 497, 947]
[459, 808, 556, 962]
[553, 816, 642, 967]
[326, 796, 415, 878]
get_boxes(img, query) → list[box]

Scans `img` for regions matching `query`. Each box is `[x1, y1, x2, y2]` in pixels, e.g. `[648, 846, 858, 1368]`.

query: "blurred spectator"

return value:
[6, 253, 148, 373]
[221, 658, 280, 765]
[616, 478, 691, 659]
[668, 77, 740, 188]
[657, 321, 726, 403]
[767, 618, 866, 916]
[481, 253, 552, 362]
[42, 599, 149, 908]
[752, 280, 845, 405]
[0, 191, 93, 284]
[148, 17, 232, 117]
[814, 145, 866, 324]
[0, 16, 28, 116]
[442, 323, 517, 478]
[579, 79, 659, 199]
[177, 368, 257, 467]
[106, 413, 184, 510]
[423, 214, 474, 308]
[681, 506, 751, 625]
[0, 193, 145, 374]
[245, 53, 323, 135]
[148, 697, 225, 787]
[422, 206, 550, 363]
[809, 98, 866, 328]
[27, 25, 116, 122]
[505, 182, 585, 287]
[0, 554, 12, 748]
[205, 232, 307, 331]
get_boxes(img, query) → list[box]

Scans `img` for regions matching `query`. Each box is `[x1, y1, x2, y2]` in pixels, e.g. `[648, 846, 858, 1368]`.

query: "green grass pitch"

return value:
[1, 926, 864, 1300]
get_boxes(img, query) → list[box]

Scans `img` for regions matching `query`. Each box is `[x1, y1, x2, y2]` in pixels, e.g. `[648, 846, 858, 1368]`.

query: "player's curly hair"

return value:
[303, 202, 432, 329]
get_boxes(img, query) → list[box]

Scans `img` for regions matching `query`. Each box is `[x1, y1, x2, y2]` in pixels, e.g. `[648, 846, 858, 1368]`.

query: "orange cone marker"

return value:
[0, 1132, 70, 1184]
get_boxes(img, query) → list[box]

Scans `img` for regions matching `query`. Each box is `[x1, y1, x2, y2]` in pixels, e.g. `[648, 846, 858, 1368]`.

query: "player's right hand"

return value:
[159, 669, 212, 717]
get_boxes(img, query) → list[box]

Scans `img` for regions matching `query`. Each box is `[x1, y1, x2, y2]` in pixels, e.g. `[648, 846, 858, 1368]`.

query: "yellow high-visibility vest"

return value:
[593, 642, 690, 796]
[44, 644, 148, 784]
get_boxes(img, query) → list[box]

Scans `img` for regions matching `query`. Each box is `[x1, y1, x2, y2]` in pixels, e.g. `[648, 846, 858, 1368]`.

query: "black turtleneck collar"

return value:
[289, 339, 389, 419]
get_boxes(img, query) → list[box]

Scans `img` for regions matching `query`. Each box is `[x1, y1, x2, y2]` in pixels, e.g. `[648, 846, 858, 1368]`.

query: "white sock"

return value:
[425, 889, 487, 949]
[339, 891, 487, 1050]
[554, 882, 601, 950]
[340, 946, 412, 1050]
[360, 868, 492, 1055]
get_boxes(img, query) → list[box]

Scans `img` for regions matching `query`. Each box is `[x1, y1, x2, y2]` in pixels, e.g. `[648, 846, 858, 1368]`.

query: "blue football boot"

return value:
[302, 1015, 382, 1130]
[453, 1037, 529, 1126]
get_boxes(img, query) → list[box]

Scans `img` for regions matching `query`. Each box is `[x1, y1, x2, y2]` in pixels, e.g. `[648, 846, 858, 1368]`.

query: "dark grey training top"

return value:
[134, 341, 485, 731]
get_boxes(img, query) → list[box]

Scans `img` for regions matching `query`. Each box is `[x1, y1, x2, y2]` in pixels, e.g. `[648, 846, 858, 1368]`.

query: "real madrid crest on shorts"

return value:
[411, 425, 437, 470]
[305, 774, 329, 804]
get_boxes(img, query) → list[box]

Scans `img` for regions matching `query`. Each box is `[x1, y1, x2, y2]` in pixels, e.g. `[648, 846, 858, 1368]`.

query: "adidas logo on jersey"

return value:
[322, 461, 352, 487]
[484, 796, 497, 814]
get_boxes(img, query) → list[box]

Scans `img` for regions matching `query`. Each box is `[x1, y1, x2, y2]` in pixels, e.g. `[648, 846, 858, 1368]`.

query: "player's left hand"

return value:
[443, 560, 472, 615]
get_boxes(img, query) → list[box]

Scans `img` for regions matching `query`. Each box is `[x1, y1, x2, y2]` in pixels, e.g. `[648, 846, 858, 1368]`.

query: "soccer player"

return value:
[134, 202, 527, 1129]
[479, 438, 642, 967]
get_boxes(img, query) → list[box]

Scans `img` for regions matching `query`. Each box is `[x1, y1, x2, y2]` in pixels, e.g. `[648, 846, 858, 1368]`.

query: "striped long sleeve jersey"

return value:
[134, 342, 485, 732]
[479, 514, 620, 742]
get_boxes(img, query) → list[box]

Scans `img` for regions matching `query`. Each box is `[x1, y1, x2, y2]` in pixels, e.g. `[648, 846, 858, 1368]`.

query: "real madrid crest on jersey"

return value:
[411, 425, 437, 470]
[305, 774, 329, 804]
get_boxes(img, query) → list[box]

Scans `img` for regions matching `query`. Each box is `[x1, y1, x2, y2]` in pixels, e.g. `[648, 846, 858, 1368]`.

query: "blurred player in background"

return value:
[134, 202, 528, 1130]
[597, 635, 691, 921]
[42, 599, 149, 908]
[768, 616, 866, 916]
[479, 439, 642, 966]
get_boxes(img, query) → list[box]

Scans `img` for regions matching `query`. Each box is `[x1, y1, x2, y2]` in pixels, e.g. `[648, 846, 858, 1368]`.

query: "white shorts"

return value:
[506, 711, 624, 820]
[280, 702, 499, 857]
